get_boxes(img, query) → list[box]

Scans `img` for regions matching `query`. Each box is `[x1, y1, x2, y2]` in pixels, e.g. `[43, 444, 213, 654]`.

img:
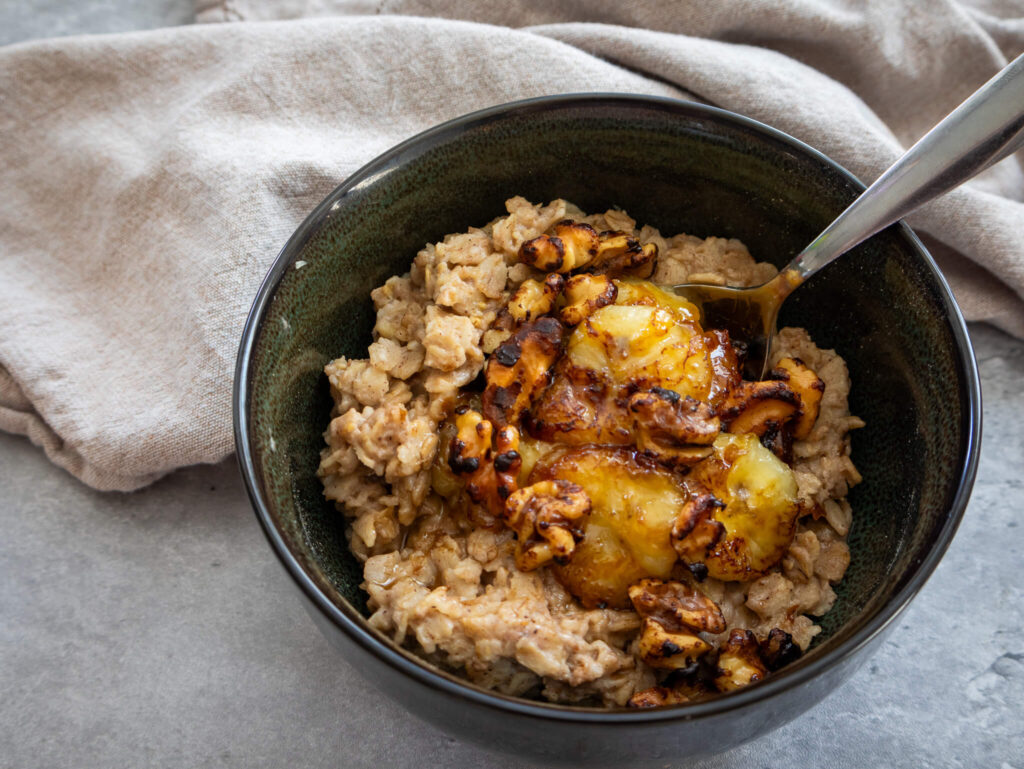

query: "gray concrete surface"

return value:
[2, 3, 1023, 767]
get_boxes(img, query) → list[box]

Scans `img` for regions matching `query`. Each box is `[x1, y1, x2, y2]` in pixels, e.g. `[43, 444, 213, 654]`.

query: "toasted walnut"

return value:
[629, 388, 720, 467]
[518, 221, 600, 273]
[671, 489, 726, 562]
[559, 273, 618, 326]
[518, 222, 658, 278]
[481, 317, 563, 428]
[629, 665, 720, 707]
[448, 409, 521, 523]
[760, 628, 802, 671]
[636, 617, 711, 670]
[491, 425, 522, 502]
[714, 629, 768, 691]
[610, 536, 724, 679]
[448, 408, 491, 474]
[758, 419, 793, 464]
[589, 231, 658, 278]
[627, 578, 726, 635]
[627, 685, 690, 708]
[504, 479, 591, 571]
[481, 327, 513, 355]
[507, 273, 565, 323]
[768, 357, 825, 440]
[718, 379, 800, 438]
[481, 308, 515, 354]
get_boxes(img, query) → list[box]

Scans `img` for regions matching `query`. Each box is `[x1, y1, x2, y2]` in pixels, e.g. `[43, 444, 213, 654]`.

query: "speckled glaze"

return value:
[233, 95, 981, 764]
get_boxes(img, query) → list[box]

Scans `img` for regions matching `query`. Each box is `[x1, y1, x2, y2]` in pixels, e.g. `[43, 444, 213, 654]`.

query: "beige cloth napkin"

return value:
[1, 1, 1022, 491]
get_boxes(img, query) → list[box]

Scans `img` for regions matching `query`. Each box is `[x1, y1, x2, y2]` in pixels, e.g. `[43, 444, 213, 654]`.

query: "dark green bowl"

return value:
[234, 95, 981, 764]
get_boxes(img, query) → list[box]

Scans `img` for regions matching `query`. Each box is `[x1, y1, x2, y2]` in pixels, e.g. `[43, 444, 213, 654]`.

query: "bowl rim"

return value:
[233, 93, 982, 723]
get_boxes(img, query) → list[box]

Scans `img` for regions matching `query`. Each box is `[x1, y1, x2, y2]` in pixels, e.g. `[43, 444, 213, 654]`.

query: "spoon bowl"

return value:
[674, 270, 802, 379]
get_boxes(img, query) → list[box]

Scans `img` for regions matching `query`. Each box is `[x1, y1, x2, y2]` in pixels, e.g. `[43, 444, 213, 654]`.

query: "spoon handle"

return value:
[788, 53, 1024, 281]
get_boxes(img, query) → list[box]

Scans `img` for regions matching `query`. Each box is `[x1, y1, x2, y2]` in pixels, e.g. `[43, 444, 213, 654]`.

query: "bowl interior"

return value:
[241, 97, 976, 706]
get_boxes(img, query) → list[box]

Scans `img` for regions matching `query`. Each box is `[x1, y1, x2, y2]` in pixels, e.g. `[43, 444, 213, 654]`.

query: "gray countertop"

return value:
[2, 4, 1023, 767]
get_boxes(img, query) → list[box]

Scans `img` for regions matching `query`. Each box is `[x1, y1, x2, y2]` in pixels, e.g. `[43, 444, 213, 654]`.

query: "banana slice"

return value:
[531, 446, 687, 609]
[674, 433, 799, 581]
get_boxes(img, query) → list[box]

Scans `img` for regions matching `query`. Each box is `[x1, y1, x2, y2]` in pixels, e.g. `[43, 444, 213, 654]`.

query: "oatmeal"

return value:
[317, 197, 863, 707]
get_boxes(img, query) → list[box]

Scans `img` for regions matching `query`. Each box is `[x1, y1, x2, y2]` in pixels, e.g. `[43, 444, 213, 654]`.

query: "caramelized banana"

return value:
[612, 279, 702, 317]
[674, 433, 799, 581]
[525, 359, 634, 446]
[514, 435, 561, 484]
[527, 279, 738, 454]
[482, 317, 563, 428]
[565, 301, 707, 400]
[531, 447, 687, 609]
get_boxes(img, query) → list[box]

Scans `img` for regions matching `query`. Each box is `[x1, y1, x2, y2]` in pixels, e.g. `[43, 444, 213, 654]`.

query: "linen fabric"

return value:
[1, 0, 1021, 490]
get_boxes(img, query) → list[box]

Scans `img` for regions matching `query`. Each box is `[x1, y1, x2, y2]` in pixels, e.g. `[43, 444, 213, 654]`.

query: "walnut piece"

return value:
[627, 578, 726, 635]
[635, 617, 711, 670]
[628, 578, 722, 671]
[518, 221, 657, 279]
[760, 627, 802, 671]
[714, 629, 768, 691]
[448, 408, 521, 523]
[506, 272, 565, 324]
[481, 317, 563, 428]
[519, 221, 600, 272]
[588, 230, 658, 279]
[559, 273, 618, 326]
[628, 388, 720, 467]
[767, 357, 825, 440]
[504, 479, 591, 571]
[718, 379, 800, 439]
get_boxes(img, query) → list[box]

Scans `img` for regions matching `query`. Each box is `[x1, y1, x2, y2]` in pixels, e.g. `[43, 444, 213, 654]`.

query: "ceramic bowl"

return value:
[233, 95, 981, 764]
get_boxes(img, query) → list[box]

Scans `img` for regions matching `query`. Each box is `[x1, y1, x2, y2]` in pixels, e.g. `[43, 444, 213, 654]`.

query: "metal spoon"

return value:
[673, 53, 1024, 380]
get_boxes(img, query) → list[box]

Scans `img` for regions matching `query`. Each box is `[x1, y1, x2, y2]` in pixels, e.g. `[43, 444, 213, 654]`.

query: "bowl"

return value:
[233, 94, 981, 764]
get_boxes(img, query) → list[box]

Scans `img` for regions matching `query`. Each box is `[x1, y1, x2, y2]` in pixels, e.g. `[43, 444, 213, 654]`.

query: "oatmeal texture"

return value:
[317, 197, 861, 706]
